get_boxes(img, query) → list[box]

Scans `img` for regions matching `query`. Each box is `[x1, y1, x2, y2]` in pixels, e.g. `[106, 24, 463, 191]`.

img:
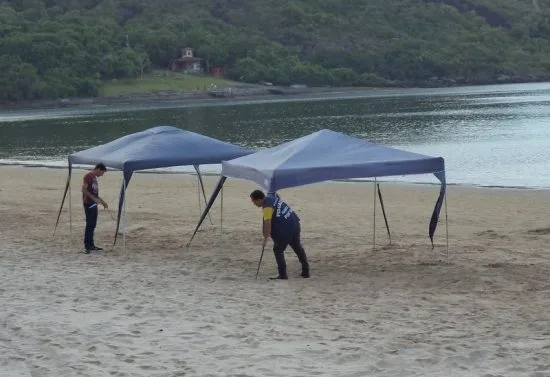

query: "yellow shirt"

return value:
[263, 207, 273, 221]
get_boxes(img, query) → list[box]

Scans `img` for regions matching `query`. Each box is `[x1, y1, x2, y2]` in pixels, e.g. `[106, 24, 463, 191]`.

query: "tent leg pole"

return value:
[197, 174, 201, 216]
[373, 178, 376, 249]
[445, 192, 449, 263]
[69, 178, 72, 236]
[220, 185, 224, 244]
[123, 178, 127, 254]
[194, 165, 212, 225]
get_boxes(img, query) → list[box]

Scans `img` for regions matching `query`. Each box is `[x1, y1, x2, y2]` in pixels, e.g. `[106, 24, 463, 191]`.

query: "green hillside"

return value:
[1, 0, 549, 101]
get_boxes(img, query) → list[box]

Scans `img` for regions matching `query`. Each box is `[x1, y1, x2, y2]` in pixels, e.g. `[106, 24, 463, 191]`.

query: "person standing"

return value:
[81, 163, 108, 253]
[250, 190, 310, 279]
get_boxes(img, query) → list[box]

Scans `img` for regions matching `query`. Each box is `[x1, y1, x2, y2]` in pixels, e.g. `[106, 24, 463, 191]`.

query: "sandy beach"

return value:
[1, 165, 550, 377]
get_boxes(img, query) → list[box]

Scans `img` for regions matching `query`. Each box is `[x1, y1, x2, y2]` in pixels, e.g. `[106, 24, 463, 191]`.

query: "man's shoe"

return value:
[301, 268, 310, 278]
[91, 246, 104, 251]
[82, 249, 91, 254]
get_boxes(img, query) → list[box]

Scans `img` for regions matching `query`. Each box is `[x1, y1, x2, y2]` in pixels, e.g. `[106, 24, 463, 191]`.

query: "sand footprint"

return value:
[82, 359, 101, 366]
[527, 228, 550, 235]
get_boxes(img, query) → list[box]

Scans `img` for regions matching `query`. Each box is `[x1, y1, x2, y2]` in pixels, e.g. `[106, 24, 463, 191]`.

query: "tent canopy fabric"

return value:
[222, 128, 445, 192]
[54, 126, 254, 246]
[189, 129, 446, 246]
[68, 125, 254, 171]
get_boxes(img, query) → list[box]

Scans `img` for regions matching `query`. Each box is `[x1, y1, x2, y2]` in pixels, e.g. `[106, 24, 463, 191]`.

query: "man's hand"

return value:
[262, 236, 268, 248]
[98, 199, 108, 209]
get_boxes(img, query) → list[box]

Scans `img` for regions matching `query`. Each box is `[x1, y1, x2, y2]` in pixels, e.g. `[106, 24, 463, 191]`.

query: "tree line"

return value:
[1, 0, 549, 102]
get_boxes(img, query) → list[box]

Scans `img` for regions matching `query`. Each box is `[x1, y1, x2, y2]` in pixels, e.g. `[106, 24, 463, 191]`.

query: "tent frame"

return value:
[191, 178, 393, 247]
[187, 172, 449, 262]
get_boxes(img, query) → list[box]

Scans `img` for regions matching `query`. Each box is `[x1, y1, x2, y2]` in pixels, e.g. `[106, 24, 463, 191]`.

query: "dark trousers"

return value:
[273, 228, 309, 278]
[84, 202, 98, 250]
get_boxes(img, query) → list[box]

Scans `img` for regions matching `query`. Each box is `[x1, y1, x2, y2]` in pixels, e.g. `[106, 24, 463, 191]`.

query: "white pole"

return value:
[220, 185, 224, 242]
[197, 174, 201, 215]
[373, 178, 377, 249]
[197, 175, 202, 216]
[194, 165, 212, 225]
[123, 178, 127, 254]
[445, 192, 449, 262]
[69, 177, 72, 236]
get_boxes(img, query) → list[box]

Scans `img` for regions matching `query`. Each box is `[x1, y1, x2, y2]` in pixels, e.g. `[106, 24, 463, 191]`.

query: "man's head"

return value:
[92, 163, 107, 177]
[250, 189, 265, 207]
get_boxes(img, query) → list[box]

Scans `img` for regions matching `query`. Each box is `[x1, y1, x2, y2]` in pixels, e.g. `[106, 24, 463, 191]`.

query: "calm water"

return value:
[1, 82, 550, 188]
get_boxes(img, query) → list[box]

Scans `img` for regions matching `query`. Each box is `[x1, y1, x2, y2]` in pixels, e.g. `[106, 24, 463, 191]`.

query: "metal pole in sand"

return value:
[197, 174, 201, 215]
[373, 178, 377, 249]
[220, 185, 224, 247]
[106, 207, 115, 221]
[69, 177, 72, 236]
[123, 178, 127, 254]
[255, 245, 265, 279]
[445, 192, 449, 263]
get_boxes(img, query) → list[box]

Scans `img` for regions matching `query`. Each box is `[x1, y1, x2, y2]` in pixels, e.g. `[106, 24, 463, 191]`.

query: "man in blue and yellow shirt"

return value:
[250, 189, 310, 280]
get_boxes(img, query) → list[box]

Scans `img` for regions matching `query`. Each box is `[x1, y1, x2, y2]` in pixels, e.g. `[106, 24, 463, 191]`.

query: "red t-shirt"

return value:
[83, 172, 98, 204]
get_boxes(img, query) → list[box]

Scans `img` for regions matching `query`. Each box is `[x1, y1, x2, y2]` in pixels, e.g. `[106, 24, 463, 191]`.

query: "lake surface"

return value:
[1, 82, 550, 188]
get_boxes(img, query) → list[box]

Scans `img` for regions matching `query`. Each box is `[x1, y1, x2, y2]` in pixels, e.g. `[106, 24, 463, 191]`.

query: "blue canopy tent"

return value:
[53, 126, 254, 251]
[188, 129, 448, 257]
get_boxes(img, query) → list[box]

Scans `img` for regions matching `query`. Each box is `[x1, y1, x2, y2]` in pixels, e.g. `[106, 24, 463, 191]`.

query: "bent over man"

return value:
[250, 190, 310, 279]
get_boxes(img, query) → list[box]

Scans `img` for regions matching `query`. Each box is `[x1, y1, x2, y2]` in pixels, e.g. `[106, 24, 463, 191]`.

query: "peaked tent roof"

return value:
[68, 125, 254, 171]
[221, 128, 445, 192]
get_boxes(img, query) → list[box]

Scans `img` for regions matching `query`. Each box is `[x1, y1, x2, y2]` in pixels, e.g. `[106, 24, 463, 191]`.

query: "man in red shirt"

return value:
[82, 163, 108, 253]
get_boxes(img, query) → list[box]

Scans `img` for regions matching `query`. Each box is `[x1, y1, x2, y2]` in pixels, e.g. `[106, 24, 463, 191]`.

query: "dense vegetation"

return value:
[1, 0, 549, 101]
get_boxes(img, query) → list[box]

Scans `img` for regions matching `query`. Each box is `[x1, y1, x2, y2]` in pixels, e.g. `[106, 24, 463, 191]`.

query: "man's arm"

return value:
[262, 207, 273, 245]
[263, 219, 271, 239]
[82, 177, 107, 208]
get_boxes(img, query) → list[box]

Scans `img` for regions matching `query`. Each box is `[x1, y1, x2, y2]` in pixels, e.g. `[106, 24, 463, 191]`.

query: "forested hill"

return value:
[1, 0, 550, 101]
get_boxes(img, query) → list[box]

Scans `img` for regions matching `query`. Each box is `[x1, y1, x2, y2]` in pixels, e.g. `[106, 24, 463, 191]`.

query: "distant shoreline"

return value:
[1, 77, 550, 112]
[0, 84, 373, 112]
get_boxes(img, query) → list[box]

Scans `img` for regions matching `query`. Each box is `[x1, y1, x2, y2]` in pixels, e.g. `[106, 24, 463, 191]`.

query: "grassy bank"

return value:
[99, 70, 238, 97]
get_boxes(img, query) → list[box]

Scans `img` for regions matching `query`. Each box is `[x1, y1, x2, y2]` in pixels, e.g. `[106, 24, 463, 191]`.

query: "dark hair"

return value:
[250, 189, 265, 201]
[95, 163, 107, 171]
